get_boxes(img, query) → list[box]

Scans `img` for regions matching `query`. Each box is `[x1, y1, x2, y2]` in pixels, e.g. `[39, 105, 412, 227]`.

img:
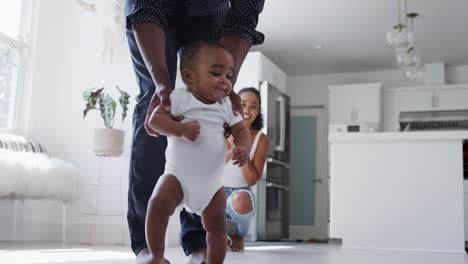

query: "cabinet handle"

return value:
[436, 96, 439, 108]
[350, 109, 354, 122]
[355, 109, 359, 121]
[431, 96, 435, 108]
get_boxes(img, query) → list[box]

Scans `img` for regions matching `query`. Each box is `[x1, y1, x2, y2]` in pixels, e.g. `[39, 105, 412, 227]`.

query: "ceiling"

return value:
[251, 0, 468, 76]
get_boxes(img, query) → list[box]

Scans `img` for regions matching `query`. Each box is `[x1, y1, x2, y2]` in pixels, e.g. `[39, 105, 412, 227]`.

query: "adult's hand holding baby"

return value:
[229, 91, 243, 117]
[145, 88, 184, 137]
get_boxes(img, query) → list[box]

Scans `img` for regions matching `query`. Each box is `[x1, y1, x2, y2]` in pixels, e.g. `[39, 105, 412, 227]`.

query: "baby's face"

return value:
[188, 46, 234, 102]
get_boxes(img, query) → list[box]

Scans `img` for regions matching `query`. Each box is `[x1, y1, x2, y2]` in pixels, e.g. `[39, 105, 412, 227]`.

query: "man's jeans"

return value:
[125, 4, 227, 256]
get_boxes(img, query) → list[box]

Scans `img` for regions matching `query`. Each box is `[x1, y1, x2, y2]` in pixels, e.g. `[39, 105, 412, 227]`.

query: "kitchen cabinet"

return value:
[399, 89, 433, 112]
[436, 89, 468, 111]
[398, 85, 468, 112]
[383, 84, 468, 131]
[328, 83, 382, 125]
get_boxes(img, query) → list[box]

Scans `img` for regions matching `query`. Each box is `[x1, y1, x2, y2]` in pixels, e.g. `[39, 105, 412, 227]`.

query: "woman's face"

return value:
[240, 91, 260, 129]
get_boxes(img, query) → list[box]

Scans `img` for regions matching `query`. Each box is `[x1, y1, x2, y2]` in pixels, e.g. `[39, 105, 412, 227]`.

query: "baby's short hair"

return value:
[180, 40, 228, 71]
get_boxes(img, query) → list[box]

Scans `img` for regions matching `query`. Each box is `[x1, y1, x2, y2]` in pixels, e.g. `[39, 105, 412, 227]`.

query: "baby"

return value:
[144, 41, 251, 264]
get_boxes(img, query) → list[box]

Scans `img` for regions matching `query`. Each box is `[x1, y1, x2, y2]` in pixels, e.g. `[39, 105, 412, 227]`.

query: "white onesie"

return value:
[164, 88, 243, 215]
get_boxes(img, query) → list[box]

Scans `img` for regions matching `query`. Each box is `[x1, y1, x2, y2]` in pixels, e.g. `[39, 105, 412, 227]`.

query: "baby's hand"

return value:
[231, 146, 248, 167]
[182, 120, 200, 142]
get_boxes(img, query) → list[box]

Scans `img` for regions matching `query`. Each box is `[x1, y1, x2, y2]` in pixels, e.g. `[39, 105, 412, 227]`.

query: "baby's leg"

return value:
[144, 174, 183, 264]
[201, 188, 227, 264]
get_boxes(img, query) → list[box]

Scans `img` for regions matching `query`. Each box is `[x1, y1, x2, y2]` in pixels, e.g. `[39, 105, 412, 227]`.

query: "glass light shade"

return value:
[386, 25, 415, 51]
[396, 50, 421, 71]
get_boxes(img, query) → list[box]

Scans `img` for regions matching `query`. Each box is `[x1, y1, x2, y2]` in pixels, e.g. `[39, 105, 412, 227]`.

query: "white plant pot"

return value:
[93, 128, 125, 157]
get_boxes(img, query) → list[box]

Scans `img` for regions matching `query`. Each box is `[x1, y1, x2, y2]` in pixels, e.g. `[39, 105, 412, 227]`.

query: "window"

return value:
[0, 2, 25, 129]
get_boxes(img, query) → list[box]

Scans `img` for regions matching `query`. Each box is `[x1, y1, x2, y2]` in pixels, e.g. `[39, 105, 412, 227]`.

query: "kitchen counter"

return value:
[330, 131, 468, 142]
[329, 131, 465, 253]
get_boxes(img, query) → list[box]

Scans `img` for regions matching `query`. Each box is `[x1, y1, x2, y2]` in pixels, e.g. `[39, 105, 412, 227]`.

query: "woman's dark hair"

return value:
[238, 87, 264, 131]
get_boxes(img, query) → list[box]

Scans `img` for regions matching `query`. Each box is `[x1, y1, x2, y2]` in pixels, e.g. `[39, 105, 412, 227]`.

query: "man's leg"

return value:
[126, 25, 178, 256]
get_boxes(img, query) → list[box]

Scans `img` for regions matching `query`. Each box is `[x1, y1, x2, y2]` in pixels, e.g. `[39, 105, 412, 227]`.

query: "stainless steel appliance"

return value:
[399, 110, 468, 131]
[257, 81, 290, 240]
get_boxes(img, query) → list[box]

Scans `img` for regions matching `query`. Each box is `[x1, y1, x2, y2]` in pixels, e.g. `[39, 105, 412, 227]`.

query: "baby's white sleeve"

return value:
[168, 89, 183, 116]
[225, 97, 243, 126]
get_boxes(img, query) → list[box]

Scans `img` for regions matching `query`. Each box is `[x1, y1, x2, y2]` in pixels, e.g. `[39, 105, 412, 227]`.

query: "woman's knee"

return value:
[231, 191, 253, 215]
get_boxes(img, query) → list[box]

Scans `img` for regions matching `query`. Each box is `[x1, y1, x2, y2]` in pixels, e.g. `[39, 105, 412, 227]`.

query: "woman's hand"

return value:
[231, 146, 249, 167]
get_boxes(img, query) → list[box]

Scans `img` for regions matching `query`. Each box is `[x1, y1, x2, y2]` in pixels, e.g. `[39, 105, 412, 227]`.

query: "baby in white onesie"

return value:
[144, 41, 251, 264]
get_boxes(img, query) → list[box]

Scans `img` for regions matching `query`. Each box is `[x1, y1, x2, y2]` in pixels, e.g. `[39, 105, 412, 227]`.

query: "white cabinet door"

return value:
[329, 90, 354, 124]
[399, 90, 434, 112]
[435, 89, 468, 111]
[354, 88, 381, 123]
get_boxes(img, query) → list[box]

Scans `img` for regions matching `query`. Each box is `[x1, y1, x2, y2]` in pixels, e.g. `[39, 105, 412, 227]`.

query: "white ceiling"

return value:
[251, 0, 468, 76]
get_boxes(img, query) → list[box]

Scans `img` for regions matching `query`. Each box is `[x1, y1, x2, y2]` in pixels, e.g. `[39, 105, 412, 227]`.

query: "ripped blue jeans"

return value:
[225, 186, 256, 237]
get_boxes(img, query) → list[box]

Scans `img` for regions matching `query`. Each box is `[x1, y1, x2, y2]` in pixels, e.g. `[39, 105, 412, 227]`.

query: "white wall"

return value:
[0, 0, 139, 245]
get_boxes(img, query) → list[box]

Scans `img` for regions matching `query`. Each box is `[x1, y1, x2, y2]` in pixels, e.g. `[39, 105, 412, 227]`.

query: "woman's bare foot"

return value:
[135, 248, 170, 264]
[227, 235, 233, 249]
[229, 234, 244, 252]
[186, 248, 207, 264]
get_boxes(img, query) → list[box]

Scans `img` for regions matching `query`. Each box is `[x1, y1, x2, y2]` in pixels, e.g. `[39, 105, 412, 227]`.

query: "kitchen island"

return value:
[329, 131, 467, 254]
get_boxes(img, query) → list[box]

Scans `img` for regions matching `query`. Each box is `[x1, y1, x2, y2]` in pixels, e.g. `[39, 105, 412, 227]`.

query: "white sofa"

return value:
[0, 133, 80, 243]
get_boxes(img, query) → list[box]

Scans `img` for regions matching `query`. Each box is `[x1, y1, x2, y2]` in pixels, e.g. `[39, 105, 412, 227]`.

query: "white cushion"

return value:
[0, 150, 80, 202]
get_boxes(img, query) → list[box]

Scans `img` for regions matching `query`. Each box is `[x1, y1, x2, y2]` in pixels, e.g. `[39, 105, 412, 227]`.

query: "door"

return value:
[289, 107, 329, 241]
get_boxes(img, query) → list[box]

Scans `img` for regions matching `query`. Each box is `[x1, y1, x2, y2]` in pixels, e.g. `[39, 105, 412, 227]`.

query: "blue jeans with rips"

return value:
[225, 187, 256, 237]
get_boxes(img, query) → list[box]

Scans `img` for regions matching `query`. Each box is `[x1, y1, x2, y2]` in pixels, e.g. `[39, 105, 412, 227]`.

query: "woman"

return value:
[223, 87, 269, 251]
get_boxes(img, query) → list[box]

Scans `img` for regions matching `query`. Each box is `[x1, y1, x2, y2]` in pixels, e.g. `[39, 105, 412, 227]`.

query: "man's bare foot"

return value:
[135, 248, 170, 264]
[229, 235, 244, 252]
[186, 248, 207, 264]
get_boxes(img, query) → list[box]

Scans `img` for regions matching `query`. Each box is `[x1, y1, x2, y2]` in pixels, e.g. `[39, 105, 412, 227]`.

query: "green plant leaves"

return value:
[116, 85, 130, 123]
[82, 86, 131, 129]
[98, 93, 116, 129]
[82, 87, 104, 118]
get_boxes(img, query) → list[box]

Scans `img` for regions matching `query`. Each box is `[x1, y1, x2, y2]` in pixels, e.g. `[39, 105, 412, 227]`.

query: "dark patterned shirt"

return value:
[125, 0, 265, 46]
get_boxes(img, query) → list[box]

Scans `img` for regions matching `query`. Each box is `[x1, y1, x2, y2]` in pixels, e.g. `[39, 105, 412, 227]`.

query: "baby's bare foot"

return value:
[186, 248, 207, 264]
[135, 248, 170, 264]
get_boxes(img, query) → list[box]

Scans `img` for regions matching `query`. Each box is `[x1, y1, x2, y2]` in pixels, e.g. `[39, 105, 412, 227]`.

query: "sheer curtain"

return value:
[0, 1, 36, 131]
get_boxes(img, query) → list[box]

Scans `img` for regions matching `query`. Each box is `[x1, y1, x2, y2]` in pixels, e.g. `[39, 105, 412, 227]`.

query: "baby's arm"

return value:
[149, 105, 200, 141]
[229, 121, 251, 167]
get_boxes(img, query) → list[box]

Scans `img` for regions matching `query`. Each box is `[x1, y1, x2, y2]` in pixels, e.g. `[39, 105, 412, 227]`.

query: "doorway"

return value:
[289, 107, 329, 241]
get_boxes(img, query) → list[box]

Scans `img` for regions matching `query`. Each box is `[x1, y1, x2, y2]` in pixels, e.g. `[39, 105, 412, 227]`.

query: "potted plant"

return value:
[83, 86, 130, 157]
